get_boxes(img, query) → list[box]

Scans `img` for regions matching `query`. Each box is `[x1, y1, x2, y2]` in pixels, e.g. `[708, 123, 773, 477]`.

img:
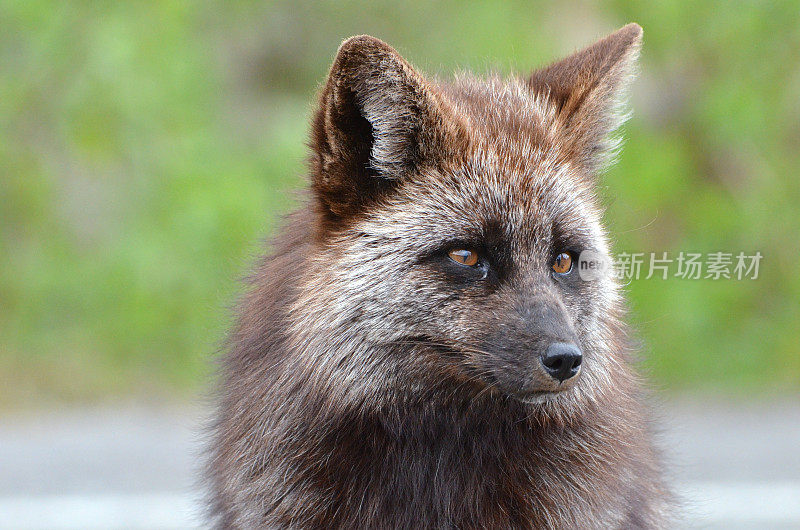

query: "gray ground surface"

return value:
[0, 399, 798, 529]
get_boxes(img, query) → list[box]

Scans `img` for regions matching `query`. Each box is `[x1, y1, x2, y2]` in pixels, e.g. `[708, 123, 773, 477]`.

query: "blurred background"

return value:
[1, 1, 798, 528]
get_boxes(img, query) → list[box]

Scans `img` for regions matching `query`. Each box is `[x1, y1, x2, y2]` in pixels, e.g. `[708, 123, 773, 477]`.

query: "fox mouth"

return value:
[513, 389, 567, 405]
[472, 368, 577, 405]
[464, 355, 581, 404]
[409, 338, 580, 403]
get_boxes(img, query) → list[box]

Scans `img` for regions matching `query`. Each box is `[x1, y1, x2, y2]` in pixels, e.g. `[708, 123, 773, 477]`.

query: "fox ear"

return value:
[311, 36, 460, 223]
[528, 23, 642, 172]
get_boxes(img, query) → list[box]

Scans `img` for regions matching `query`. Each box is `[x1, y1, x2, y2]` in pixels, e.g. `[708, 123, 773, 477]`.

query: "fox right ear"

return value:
[311, 36, 462, 225]
[527, 24, 642, 173]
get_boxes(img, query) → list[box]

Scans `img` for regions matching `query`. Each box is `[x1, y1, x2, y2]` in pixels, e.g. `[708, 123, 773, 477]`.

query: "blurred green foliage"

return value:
[1, 1, 798, 405]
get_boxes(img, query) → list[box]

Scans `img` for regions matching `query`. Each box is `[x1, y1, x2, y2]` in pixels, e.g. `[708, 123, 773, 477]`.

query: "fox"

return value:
[208, 23, 670, 528]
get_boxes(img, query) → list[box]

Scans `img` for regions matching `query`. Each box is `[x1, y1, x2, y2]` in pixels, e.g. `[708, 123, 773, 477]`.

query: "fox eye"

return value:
[552, 252, 573, 275]
[448, 248, 479, 267]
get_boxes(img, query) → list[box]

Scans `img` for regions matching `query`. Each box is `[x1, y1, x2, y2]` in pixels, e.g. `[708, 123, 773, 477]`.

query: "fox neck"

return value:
[283, 371, 638, 527]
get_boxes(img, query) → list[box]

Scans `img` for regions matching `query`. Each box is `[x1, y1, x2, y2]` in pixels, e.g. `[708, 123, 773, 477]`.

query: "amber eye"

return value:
[552, 252, 573, 274]
[448, 248, 479, 267]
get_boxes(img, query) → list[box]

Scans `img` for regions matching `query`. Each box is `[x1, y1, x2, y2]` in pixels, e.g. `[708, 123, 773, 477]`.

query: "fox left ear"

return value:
[311, 36, 466, 226]
[528, 23, 642, 173]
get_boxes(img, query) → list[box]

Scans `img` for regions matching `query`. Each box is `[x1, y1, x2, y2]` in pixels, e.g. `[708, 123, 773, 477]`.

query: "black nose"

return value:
[541, 342, 582, 382]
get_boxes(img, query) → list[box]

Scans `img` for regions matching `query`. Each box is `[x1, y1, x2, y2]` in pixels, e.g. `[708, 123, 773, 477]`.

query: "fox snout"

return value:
[478, 295, 583, 399]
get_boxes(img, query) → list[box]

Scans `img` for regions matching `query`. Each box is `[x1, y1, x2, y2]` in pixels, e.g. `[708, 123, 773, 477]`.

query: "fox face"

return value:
[293, 26, 641, 414]
[209, 26, 669, 529]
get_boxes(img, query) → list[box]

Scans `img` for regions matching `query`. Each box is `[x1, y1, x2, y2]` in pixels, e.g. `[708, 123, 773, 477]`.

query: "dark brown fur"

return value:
[208, 24, 670, 528]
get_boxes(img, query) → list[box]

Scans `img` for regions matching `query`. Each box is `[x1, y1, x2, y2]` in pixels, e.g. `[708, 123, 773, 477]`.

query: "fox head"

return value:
[290, 25, 642, 416]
